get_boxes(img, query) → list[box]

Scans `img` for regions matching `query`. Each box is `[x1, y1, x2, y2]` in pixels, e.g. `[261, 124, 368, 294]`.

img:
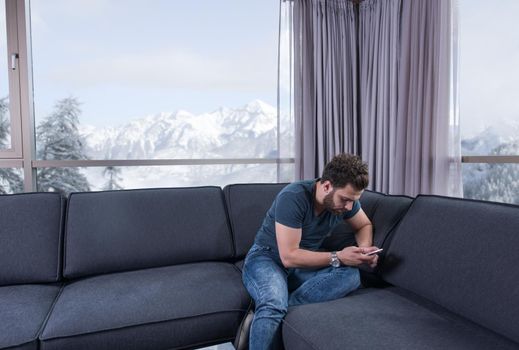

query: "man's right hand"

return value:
[337, 246, 379, 267]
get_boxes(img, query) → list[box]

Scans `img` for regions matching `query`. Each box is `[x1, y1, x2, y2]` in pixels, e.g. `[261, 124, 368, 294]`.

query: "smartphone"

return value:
[365, 248, 383, 256]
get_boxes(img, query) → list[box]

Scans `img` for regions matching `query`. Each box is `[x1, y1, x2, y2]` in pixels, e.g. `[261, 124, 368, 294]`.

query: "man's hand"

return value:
[337, 246, 380, 268]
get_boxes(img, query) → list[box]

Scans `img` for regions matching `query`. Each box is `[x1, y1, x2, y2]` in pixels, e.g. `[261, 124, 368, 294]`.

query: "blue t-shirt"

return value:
[253, 179, 361, 253]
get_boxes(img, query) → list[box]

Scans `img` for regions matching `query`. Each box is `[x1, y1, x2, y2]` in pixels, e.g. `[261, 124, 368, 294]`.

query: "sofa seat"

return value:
[283, 287, 519, 350]
[40, 262, 250, 350]
[234, 260, 244, 271]
[0, 284, 61, 350]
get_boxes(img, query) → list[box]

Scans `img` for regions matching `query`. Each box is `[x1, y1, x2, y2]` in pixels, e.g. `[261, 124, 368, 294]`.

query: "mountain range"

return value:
[79, 100, 294, 189]
[461, 122, 519, 204]
[81, 99, 288, 160]
[79, 101, 517, 203]
[461, 121, 519, 156]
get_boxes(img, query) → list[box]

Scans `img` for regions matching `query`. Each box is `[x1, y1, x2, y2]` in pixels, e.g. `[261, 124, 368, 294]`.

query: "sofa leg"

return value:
[234, 309, 254, 350]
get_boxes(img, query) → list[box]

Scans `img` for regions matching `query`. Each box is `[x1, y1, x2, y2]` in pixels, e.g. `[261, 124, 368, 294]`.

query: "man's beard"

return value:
[323, 190, 341, 215]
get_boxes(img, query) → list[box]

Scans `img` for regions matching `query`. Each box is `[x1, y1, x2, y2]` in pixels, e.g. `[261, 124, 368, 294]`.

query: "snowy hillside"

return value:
[79, 100, 294, 189]
[80, 100, 281, 160]
[461, 122, 519, 156]
[461, 123, 519, 204]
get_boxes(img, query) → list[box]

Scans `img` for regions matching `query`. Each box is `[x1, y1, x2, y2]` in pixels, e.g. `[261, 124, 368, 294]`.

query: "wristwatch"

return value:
[330, 251, 340, 268]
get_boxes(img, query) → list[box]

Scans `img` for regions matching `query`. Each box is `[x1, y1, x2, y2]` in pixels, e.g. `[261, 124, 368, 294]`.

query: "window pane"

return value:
[462, 163, 519, 204]
[0, 167, 23, 193]
[279, 0, 294, 159]
[0, 1, 11, 150]
[459, 0, 519, 156]
[30, 0, 283, 164]
[37, 163, 289, 194]
[279, 163, 294, 183]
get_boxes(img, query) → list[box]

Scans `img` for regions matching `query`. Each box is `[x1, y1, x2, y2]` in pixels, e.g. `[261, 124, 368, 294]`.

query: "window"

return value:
[37, 163, 291, 191]
[0, 0, 22, 158]
[0, 1, 9, 150]
[459, 0, 519, 204]
[0, 0, 294, 194]
[0, 166, 22, 193]
[0, 0, 25, 195]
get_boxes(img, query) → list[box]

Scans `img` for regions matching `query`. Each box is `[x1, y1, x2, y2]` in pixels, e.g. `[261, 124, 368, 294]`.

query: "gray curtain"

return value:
[293, 0, 358, 179]
[358, 0, 401, 193]
[290, 0, 462, 197]
[390, 0, 461, 196]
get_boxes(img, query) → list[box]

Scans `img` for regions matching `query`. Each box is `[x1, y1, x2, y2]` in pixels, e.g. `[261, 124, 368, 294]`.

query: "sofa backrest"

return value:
[0, 193, 64, 285]
[64, 187, 234, 279]
[321, 190, 413, 251]
[380, 195, 519, 344]
[223, 183, 288, 259]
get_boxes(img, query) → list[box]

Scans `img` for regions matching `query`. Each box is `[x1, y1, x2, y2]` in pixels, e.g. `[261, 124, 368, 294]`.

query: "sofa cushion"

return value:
[283, 287, 519, 350]
[223, 183, 288, 259]
[320, 190, 412, 250]
[235, 260, 244, 271]
[380, 195, 519, 344]
[0, 284, 61, 349]
[0, 193, 64, 286]
[64, 187, 234, 278]
[41, 262, 250, 349]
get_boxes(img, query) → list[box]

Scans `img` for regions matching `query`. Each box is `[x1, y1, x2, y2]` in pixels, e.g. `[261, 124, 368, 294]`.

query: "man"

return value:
[242, 153, 379, 349]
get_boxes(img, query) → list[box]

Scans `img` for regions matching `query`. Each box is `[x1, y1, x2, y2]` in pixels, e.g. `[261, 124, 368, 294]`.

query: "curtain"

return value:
[293, 0, 358, 179]
[392, 0, 462, 196]
[358, 0, 401, 192]
[286, 0, 462, 197]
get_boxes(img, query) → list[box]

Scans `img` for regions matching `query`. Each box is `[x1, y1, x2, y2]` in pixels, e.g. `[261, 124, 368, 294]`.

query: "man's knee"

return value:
[257, 288, 288, 308]
[336, 266, 361, 290]
[255, 288, 288, 317]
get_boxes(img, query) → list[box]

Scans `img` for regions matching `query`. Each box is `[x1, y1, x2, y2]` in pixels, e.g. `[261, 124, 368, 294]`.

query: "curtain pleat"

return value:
[294, 0, 358, 179]
[290, 0, 462, 197]
[392, 0, 461, 196]
[358, 0, 400, 193]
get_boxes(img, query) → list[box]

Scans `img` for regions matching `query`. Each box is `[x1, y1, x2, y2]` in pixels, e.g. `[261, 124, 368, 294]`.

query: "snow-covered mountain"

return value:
[79, 100, 294, 189]
[461, 123, 519, 204]
[79, 101, 519, 202]
[461, 122, 519, 156]
[80, 99, 281, 160]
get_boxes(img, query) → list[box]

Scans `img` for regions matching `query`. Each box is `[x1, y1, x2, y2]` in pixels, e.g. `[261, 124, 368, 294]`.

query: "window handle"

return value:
[11, 53, 19, 70]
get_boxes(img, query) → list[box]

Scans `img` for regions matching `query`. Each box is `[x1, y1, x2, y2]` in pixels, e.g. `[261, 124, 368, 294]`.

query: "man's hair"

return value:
[320, 153, 369, 190]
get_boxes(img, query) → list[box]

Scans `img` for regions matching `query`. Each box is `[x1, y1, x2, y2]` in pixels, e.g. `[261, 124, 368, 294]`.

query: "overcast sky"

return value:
[30, 0, 279, 127]
[458, 0, 519, 137]
[3, 1, 519, 137]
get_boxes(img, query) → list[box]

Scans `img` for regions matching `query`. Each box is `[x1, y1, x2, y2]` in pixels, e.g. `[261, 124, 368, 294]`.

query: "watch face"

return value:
[331, 252, 340, 267]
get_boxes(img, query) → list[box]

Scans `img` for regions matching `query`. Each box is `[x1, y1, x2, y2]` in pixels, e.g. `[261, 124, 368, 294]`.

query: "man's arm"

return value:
[344, 208, 379, 268]
[276, 222, 376, 268]
[346, 208, 373, 247]
[275, 223, 330, 268]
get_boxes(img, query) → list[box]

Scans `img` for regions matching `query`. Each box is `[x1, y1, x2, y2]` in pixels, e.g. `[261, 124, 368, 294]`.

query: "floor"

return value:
[196, 342, 235, 350]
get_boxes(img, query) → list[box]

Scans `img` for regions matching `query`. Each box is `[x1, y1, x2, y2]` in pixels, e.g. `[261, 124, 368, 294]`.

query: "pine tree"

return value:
[0, 97, 9, 148]
[102, 166, 123, 190]
[482, 142, 519, 204]
[464, 141, 519, 205]
[0, 97, 23, 194]
[36, 97, 91, 194]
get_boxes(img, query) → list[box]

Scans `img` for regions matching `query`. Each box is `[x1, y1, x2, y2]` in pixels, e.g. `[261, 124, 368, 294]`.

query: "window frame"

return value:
[462, 156, 519, 164]
[0, 0, 23, 160]
[1, 0, 294, 193]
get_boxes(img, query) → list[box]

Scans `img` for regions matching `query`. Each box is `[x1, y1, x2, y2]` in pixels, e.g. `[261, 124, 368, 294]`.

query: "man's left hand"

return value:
[359, 246, 380, 268]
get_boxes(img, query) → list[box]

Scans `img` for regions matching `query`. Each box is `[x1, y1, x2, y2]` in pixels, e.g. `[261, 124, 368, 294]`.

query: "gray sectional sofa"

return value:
[282, 194, 519, 349]
[1, 184, 518, 349]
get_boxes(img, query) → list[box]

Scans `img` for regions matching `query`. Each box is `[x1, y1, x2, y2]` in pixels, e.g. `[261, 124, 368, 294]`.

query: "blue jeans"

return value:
[242, 244, 361, 350]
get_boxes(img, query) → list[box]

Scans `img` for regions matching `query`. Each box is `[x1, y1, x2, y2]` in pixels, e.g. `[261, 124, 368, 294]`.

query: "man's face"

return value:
[323, 184, 363, 215]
